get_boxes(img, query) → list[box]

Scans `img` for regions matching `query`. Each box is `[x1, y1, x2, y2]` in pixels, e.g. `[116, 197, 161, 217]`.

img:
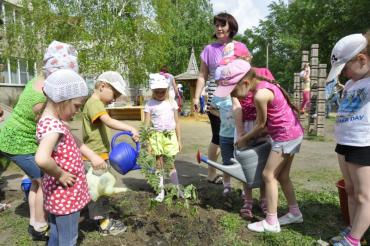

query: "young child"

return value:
[219, 41, 268, 218]
[233, 68, 275, 220]
[210, 68, 234, 196]
[327, 33, 370, 246]
[35, 69, 105, 245]
[215, 59, 304, 233]
[82, 71, 139, 235]
[144, 73, 182, 202]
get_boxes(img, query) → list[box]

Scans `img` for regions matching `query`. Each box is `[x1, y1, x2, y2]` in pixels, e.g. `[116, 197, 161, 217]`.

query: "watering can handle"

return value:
[111, 131, 140, 153]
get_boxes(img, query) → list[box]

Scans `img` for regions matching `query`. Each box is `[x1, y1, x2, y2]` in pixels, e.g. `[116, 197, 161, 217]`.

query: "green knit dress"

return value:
[0, 78, 46, 155]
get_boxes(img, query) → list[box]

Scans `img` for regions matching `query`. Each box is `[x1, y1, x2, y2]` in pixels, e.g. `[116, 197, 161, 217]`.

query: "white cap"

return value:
[44, 69, 88, 103]
[97, 71, 127, 96]
[177, 83, 183, 88]
[149, 73, 168, 89]
[327, 34, 368, 82]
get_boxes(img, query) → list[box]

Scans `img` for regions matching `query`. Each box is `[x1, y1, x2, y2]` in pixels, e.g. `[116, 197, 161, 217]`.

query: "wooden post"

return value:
[317, 64, 327, 136]
[308, 44, 319, 134]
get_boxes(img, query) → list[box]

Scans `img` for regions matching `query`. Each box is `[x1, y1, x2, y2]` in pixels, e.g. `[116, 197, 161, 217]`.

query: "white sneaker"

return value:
[155, 191, 165, 202]
[278, 213, 303, 225]
[247, 220, 281, 233]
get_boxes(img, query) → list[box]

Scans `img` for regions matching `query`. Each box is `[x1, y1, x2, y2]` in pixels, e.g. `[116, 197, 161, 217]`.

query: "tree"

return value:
[241, 0, 370, 89]
[4, 0, 214, 86]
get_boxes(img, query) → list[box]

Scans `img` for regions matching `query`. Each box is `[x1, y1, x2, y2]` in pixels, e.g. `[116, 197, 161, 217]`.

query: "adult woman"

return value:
[194, 12, 247, 183]
[0, 41, 78, 240]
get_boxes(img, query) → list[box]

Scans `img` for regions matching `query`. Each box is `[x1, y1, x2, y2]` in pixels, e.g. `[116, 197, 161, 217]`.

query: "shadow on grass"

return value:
[257, 190, 370, 245]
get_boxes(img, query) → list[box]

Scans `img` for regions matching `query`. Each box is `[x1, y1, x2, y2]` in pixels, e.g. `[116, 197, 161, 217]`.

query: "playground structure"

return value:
[294, 44, 327, 136]
[175, 48, 199, 116]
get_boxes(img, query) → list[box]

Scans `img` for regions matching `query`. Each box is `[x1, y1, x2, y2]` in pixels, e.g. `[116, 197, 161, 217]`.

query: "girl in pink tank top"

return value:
[214, 59, 304, 233]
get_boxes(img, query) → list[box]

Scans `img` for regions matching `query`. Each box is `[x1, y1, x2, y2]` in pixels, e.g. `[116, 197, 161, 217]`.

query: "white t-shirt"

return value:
[144, 99, 178, 131]
[335, 77, 370, 146]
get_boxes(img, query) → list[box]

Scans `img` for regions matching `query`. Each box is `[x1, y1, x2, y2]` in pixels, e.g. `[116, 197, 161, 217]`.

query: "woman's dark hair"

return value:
[213, 12, 238, 39]
[160, 65, 168, 73]
[246, 68, 300, 114]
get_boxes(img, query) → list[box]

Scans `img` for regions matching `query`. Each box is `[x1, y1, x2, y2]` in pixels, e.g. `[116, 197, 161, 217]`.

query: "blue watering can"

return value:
[109, 131, 141, 175]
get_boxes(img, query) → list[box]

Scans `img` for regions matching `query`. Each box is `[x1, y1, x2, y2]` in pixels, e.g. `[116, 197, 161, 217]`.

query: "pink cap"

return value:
[219, 42, 251, 65]
[214, 59, 251, 97]
[254, 67, 275, 81]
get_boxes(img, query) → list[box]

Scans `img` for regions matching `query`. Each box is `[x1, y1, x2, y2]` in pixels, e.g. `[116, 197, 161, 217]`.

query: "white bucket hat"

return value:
[96, 71, 127, 96]
[44, 69, 88, 103]
[149, 73, 169, 89]
[327, 33, 368, 82]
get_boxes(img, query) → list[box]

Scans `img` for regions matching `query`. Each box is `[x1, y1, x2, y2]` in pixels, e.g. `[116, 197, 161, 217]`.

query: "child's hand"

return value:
[131, 128, 140, 142]
[90, 156, 108, 170]
[234, 138, 248, 150]
[58, 171, 76, 187]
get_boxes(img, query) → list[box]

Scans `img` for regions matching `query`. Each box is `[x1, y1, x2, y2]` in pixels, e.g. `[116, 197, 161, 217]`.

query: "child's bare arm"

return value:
[35, 133, 76, 187]
[174, 110, 182, 151]
[80, 144, 108, 170]
[99, 114, 139, 141]
[144, 112, 151, 128]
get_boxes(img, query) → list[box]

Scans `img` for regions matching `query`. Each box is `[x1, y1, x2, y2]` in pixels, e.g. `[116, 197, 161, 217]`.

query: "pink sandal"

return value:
[259, 199, 268, 214]
[240, 201, 253, 220]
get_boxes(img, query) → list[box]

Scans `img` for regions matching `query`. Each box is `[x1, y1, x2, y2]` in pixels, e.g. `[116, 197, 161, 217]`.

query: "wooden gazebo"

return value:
[175, 48, 199, 116]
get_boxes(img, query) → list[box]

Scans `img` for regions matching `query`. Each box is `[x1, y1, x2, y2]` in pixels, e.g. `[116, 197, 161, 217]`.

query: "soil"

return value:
[0, 114, 343, 245]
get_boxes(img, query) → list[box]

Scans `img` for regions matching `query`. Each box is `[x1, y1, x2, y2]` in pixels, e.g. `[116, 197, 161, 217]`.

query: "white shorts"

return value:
[271, 136, 303, 155]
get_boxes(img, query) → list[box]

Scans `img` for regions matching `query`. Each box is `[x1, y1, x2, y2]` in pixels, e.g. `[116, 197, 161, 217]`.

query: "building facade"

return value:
[0, 0, 37, 106]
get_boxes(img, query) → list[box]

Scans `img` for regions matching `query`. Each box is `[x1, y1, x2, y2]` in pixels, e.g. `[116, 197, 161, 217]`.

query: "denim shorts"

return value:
[1, 152, 42, 179]
[220, 136, 234, 166]
[271, 136, 303, 155]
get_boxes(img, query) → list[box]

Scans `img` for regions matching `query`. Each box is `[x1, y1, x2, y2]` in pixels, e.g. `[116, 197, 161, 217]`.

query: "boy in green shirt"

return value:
[82, 71, 139, 236]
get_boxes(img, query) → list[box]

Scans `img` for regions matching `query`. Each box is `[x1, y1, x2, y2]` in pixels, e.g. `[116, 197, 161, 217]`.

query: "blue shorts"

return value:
[1, 152, 42, 179]
[220, 136, 234, 166]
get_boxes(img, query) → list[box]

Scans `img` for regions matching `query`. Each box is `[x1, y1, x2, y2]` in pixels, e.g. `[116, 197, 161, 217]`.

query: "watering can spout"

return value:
[196, 149, 246, 183]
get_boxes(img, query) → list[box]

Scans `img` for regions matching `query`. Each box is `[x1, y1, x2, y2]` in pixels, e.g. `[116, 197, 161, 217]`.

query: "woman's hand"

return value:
[58, 171, 76, 187]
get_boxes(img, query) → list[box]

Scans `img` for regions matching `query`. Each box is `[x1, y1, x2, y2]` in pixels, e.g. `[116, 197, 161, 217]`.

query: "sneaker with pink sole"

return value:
[278, 212, 303, 226]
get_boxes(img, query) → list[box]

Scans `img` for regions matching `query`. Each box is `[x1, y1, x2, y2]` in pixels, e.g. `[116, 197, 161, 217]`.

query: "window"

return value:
[19, 59, 27, 84]
[10, 58, 18, 84]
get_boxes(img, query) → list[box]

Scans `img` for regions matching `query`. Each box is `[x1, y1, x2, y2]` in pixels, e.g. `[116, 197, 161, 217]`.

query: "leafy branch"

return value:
[137, 125, 197, 208]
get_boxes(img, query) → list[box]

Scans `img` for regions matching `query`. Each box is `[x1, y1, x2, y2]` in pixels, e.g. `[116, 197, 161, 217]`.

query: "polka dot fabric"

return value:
[36, 117, 90, 215]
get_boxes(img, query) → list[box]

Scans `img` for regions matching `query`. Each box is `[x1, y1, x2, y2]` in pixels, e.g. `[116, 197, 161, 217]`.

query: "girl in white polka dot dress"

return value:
[35, 69, 107, 246]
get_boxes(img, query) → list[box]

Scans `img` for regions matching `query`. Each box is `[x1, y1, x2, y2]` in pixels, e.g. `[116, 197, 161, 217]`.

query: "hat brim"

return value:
[150, 84, 169, 90]
[214, 83, 238, 98]
[111, 84, 126, 96]
[327, 63, 345, 82]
